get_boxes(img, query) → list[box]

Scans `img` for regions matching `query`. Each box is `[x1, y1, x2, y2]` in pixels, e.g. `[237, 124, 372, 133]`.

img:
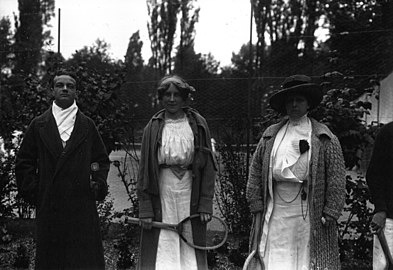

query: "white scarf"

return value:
[52, 101, 78, 144]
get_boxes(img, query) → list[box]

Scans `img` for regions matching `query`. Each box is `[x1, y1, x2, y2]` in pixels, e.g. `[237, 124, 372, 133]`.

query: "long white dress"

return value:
[260, 115, 312, 270]
[155, 116, 197, 270]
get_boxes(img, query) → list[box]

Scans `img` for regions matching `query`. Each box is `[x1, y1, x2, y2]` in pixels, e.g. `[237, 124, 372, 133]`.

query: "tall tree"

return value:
[252, 0, 325, 76]
[124, 31, 144, 82]
[13, 0, 55, 75]
[0, 18, 15, 141]
[147, 0, 181, 75]
[0, 18, 13, 72]
[175, 0, 200, 74]
[146, 0, 199, 76]
[326, 0, 393, 78]
[122, 31, 153, 122]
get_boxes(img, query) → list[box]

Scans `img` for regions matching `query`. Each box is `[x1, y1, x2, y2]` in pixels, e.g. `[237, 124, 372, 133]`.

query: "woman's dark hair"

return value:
[157, 75, 195, 100]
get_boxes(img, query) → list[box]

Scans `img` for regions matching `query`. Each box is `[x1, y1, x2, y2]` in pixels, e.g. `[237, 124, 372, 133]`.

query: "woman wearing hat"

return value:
[137, 75, 217, 270]
[246, 75, 346, 269]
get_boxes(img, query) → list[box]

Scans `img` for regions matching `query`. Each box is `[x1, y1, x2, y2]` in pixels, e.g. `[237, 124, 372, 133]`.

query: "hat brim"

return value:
[269, 83, 323, 114]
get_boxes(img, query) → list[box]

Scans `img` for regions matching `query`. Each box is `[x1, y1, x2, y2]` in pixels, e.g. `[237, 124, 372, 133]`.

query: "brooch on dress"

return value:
[299, 140, 310, 154]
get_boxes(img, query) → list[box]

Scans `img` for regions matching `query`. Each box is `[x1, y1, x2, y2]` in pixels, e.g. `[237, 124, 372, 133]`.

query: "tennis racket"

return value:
[126, 214, 228, 250]
[243, 212, 264, 270]
[377, 230, 393, 270]
[242, 249, 264, 270]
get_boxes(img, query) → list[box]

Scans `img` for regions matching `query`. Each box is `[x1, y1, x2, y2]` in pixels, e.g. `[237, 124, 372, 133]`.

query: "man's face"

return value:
[53, 75, 76, 109]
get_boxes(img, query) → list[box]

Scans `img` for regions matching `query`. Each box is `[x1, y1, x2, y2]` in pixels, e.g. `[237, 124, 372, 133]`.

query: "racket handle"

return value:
[125, 217, 173, 229]
[377, 231, 393, 267]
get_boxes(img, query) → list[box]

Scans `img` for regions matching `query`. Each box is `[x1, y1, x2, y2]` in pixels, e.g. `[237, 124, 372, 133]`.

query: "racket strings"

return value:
[205, 217, 227, 248]
[180, 220, 194, 244]
[179, 217, 227, 249]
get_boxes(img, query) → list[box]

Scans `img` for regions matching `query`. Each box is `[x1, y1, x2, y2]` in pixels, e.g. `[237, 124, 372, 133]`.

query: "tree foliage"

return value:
[61, 41, 129, 153]
[0, 18, 13, 71]
[252, 0, 325, 76]
[147, 0, 200, 76]
[174, 0, 200, 75]
[147, 0, 181, 75]
[326, 0, 393, 76]
[249, 0, 393, 79]
[124, 31, 144, 82]
[13, 0, 55, 75]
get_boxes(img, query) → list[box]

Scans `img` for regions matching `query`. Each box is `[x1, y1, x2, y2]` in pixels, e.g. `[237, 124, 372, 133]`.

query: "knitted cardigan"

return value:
[246, 117, 346, 270]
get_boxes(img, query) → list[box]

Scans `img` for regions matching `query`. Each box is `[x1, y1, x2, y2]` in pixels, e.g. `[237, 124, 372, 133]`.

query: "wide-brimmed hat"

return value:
[269, 74, 323, 114]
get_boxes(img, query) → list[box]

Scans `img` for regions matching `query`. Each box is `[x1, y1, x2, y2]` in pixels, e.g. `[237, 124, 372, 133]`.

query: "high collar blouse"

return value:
[271, 114, 312, 182]
[158, 116, 194, 168]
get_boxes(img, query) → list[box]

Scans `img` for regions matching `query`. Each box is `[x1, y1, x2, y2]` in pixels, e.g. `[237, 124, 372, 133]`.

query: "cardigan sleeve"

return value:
[366, 124, 393, 213]
[246, 137, 265, 213]
[323, 135, 346, 220]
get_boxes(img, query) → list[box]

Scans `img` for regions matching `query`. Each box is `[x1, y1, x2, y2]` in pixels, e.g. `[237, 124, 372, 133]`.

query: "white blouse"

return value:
[158, 116, 194, 168]
[271, 115, 312, 182]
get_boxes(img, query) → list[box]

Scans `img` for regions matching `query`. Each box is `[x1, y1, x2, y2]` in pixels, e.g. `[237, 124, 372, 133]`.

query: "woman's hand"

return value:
[371, 211, 386, 234]
[199, 213, 212, 223]
[140, 217, 153, 230]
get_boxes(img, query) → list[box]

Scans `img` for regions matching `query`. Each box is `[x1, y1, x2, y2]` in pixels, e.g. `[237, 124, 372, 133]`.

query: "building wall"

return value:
[363, 72, 393, 125]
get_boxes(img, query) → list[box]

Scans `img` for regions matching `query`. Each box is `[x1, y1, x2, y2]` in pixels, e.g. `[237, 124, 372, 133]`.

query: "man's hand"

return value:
[90, 180, 99, 198]
[371, 211, 387, 234]
[321, 214, 336, 227]
[199, 212, 212, 223]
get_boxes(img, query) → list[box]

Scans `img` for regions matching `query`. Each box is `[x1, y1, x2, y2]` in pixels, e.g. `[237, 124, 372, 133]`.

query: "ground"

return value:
[0, 218, 241, 269]
[0, 218, 371, 269]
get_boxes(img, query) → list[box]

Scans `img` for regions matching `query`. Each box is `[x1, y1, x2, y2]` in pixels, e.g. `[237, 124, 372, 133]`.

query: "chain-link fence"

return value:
[121, 77, 284, 144]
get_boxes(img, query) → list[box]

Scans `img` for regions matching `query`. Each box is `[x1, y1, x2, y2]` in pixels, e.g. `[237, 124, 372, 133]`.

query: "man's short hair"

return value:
[52, 69, 77, 88]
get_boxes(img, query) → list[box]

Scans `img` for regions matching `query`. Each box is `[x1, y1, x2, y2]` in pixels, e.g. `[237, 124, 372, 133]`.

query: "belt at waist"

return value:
[159, 164, 193, 170]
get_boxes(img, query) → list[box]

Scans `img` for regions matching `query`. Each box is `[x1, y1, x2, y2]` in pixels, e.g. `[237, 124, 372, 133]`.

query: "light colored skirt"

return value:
[261, 181, 310, 270]
[373, 218, 393, 270]
[155, 168, 197, 270]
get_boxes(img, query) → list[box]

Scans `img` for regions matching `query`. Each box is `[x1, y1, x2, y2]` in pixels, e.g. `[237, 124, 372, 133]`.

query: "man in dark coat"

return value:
[367, 121, 393, 268]
[16, 70, 110, 269]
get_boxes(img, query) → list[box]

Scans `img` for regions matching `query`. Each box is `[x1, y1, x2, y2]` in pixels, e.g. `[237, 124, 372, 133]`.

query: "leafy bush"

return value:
[0, 223, 11, 244]
[97, 197, 115, 238]
[339, 174, 373, 267]
[215, 142, 251, 235]
[114, 222, 139, 269]
[13, 244, 30, 269]
[112, 147, 140, 215]
[228, 239, 248, 267]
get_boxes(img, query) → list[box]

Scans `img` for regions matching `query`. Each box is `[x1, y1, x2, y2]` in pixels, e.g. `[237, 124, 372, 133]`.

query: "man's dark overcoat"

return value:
[367, 121, 393, 218]
[16, 107, 110, 270]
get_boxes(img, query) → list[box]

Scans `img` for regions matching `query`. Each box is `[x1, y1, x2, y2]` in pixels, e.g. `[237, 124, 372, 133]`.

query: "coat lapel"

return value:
[38, 109, 63, 159]
[55, 111, 88, 174]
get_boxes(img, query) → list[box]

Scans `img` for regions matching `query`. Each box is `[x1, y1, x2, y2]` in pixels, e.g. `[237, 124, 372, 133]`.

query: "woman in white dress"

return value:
[137, 75, 217, 270]
[246, 75, 346, 269]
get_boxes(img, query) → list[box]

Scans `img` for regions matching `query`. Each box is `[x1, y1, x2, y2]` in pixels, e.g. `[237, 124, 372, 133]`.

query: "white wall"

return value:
[363, 72, 393, 125]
